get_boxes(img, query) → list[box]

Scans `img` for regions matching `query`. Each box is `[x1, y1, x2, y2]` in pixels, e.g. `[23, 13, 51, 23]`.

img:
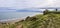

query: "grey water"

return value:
[0, 12, 42, 21]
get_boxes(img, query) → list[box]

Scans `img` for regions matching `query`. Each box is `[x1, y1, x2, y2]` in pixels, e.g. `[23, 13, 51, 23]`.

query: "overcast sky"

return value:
[0, 0, 60, 9]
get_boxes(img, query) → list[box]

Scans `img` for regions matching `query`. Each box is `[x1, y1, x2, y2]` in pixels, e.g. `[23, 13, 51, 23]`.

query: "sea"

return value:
[0, 12, 42, 22]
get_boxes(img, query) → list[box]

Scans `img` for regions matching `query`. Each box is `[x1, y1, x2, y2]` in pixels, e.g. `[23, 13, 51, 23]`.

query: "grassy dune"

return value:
[0, 13, 60, 28]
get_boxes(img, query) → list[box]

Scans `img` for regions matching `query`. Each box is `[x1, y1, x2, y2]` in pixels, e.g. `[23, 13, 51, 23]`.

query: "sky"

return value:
[0, 0, 60, 9]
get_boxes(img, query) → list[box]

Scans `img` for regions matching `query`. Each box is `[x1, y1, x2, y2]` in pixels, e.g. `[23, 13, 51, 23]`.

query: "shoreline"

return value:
[0, 13, 43, 23]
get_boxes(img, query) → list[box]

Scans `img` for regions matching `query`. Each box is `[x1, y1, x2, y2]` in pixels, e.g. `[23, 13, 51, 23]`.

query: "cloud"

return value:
[0, 0, 60, 9]
[0, 0, 14, 7]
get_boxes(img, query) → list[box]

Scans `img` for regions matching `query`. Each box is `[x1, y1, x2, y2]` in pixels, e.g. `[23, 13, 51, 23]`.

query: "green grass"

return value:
[22, 13, 60, 28]
[0, 13, 60, 28]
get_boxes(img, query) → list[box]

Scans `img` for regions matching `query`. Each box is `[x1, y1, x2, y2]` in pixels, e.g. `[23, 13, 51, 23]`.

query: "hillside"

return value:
[0, 13, 60, 28]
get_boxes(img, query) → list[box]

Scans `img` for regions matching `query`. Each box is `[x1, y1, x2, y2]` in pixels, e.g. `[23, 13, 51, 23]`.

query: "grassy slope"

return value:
[21, 13, 60, 28]
[0, 13, 60, 28]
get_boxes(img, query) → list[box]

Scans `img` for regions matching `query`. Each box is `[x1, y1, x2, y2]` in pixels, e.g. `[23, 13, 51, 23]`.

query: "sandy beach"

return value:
[0, 18, 24, 23]
[0, 13, 43, 23]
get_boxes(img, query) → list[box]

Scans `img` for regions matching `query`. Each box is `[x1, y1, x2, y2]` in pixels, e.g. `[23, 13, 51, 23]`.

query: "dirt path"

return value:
[16, 24, 23, 28]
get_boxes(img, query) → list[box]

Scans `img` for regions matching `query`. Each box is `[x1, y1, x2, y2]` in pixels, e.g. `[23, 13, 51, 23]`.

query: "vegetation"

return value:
[0, 13, 60, 28]
[43, 9, 60, 15]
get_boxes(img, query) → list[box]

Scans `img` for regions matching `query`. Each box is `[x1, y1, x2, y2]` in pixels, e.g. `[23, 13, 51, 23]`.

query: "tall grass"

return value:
[0, 13, 60, 28]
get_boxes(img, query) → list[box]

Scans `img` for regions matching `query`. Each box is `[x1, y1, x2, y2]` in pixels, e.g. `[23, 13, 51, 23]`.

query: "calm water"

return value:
[0, 12, 41, 21]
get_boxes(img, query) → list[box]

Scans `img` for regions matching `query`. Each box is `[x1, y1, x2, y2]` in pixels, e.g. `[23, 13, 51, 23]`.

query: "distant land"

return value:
[0, 7, 43, 13]
[0, 7, 60, 12]
[17, 9, 43, 13]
